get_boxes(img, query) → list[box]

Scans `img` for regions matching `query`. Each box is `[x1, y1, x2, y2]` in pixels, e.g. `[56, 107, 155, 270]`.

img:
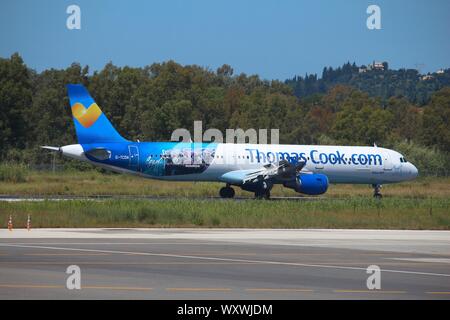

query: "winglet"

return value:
[41, 146, 61, 152]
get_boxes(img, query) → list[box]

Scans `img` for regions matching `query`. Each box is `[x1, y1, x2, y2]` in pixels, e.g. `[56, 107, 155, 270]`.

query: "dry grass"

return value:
[1, 170, 448, 229]
[0, 170, 448, 199]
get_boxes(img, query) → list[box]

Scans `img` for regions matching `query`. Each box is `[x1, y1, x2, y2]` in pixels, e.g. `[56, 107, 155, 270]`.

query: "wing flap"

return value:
[218, 160, 307, 185]
[219, 169, 262, 185]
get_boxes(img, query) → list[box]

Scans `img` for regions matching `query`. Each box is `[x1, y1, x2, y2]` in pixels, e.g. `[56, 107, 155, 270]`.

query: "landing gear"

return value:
[219, 185, 235, 198]
[255, 181, 272, 200]
[255, 189, 270, 200]
[372, 184, 382, 199]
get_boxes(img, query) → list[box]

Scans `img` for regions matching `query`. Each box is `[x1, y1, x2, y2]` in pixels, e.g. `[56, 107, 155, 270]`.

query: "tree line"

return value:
[286, 62, 450, 106]
[1, 53, 449, 175]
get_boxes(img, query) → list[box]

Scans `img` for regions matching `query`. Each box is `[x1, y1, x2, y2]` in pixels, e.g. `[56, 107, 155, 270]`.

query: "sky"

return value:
[0, 0, 449, 80]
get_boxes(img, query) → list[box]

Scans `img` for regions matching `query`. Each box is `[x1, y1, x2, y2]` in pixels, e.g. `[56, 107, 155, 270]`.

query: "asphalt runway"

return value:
[0, 228, 450, 299]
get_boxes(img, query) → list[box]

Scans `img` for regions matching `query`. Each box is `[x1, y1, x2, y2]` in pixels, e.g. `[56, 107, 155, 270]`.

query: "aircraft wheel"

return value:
[255, 189, 270, 200]
[219, 186, 235, 198]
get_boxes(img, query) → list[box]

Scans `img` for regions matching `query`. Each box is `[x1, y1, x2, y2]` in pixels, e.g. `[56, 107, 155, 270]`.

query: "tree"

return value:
[330, 90, 394, 145]
[0, 53, 32, 158]
[421, 87, 450, 151]
[0, 53, 449, 170]
[217, 64, 233, 77]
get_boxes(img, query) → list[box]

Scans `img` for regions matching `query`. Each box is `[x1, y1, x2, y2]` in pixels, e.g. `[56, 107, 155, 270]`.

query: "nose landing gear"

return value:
[372, 184, 382, 199]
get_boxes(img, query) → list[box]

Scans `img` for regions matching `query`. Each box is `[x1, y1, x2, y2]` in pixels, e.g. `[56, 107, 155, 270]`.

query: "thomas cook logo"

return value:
[71, 102, 102, 128]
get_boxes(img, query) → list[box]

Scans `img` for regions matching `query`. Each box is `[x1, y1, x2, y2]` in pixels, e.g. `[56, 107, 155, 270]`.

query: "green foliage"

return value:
[0, 53, 450, 175]
[392, 141, 450, 176]
[0, 163, 28, 182]
[421, 87, 450, 152]
[0, 53, 32, 153]
[329, 90, 394, 145]
[286, 62, 450, 105]
[1, 198, 449, 229]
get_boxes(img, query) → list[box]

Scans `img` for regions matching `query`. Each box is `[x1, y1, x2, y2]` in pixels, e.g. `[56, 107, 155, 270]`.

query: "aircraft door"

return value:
[129, 145, 140, 171]
[383, 152, 393, 171]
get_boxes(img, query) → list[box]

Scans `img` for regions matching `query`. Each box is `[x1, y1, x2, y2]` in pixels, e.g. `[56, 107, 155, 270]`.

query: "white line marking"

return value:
[1, 242, 225, 246]
[1, 243, 450, 278]
[389, 258, 450, 264]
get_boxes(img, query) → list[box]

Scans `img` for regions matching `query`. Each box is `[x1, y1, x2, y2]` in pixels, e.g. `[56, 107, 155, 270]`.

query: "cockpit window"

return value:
[399, 157, 408, 163]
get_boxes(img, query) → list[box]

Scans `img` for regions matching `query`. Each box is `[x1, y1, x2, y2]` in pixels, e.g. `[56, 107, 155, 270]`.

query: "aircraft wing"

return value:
[41, 146, 61, 152]
[219, 160, 307, 185]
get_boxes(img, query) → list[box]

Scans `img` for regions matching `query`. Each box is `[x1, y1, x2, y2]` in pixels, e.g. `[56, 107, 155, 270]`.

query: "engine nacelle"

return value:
[283, 173, 329, 195]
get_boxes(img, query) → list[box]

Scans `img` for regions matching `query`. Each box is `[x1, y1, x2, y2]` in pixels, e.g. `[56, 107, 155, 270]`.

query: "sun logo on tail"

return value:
[71, 102, 102, 128]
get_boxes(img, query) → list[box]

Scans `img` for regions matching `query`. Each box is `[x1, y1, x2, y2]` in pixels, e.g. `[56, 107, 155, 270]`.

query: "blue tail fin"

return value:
[66, 84, 128, 144]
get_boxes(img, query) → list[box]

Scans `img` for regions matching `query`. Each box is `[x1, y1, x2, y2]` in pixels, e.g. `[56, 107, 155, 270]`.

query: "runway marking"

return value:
[0, 261, 258, 265]
[334, 290, 406, 294]
[172, 253, 395, 257]
[389, 258, 450, 264]
[0, 284, 64, 289]
[24, 253, 110, 256]
[0, 283, 447, 296]
[166, 288, 232, 292]
[1, 242, 236, 246]
[124, 252, 260, 256]
[82, 286, 152, 291]
[246, 288, 313, 292]
[1, 243, 450, 279]
[426, 292, 450, 295]
[0, 260, 438, 268]
[0, 284, 152, 291]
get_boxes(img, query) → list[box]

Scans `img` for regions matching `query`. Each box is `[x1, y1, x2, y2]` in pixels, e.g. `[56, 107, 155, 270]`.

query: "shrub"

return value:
[0, 163, 29, 183]
[393, 141, 450, 176]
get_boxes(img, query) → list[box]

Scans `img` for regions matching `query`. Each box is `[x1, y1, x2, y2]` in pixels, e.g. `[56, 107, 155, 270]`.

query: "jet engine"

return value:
[283, 173, 329, 195]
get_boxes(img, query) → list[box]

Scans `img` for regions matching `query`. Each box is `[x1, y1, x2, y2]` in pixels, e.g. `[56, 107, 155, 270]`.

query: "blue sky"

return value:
[0, 0, 449, 79]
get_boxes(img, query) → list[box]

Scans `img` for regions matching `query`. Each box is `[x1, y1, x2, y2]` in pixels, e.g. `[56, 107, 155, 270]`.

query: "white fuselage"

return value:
[165, 143, 417, 184]
[61, 143, 418, 185]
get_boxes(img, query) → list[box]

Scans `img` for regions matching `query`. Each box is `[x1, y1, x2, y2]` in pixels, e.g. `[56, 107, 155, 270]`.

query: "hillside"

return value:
[286, 62, 450, 105]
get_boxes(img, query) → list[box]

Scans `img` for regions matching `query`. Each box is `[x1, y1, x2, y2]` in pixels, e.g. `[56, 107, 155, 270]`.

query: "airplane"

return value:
[42, 84, 419, 199]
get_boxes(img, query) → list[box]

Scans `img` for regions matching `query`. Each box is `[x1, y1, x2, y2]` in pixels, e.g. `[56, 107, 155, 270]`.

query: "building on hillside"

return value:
[365, 61, 386, 71]
[421, 74, 434, 81]
[371, 61, 385, 70]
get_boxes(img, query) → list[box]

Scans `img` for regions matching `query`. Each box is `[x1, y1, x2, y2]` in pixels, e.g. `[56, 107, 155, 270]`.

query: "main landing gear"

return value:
[219, 182, 272, 200]
[372, 184, 382, 199]
[255, 181, 272, 200]
[219, 184, 235, 198]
